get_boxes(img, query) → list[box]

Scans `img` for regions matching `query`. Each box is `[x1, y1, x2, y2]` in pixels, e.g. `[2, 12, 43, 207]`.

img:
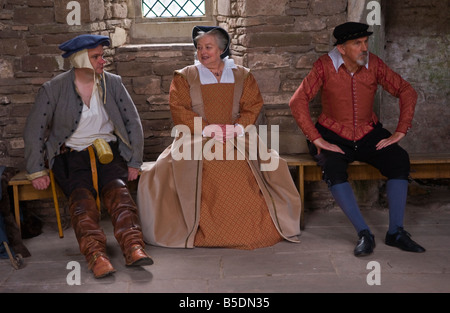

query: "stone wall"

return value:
[0, 0, 131, 168]
[115, 43, 195, 160]
[0, 1, 448, 213]
[115, 0, 349, 159]
[383, 0, 449, 153]
[217, 0, 348, 155]
[1, 0, 448, 169]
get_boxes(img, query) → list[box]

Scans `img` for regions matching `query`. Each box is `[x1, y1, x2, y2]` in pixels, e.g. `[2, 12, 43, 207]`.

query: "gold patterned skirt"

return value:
[194, 155, 283, 250]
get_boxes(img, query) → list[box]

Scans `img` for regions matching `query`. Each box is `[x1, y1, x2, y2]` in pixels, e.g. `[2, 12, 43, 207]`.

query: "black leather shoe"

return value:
[385, 228, 425, 252]
[354, 229, 375, 256]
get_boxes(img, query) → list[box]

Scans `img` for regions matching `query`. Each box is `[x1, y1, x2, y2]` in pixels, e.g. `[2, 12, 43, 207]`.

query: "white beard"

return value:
[357, 53, 368, 66]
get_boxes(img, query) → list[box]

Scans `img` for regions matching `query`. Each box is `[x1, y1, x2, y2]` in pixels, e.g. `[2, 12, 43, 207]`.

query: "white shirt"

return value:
[65, 78, 116, 151]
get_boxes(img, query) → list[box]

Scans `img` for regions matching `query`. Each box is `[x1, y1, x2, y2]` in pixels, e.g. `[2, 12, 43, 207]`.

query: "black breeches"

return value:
[51, 142, 128, 198]
[309, 123, 410, 187]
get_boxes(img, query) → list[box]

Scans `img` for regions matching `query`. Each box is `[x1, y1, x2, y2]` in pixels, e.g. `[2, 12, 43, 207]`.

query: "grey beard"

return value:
[357, 54, 368, 66]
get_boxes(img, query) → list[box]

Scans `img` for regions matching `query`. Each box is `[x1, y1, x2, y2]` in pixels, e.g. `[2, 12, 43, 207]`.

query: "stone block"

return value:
[7, 147, 25, 158]
[28, 0, 54, 6]
[3, 124, 23, 138]
[146, 94, 170, 106]
[294, 18, 327, 32]
[13, 7, 54, 24]
[295, 54, 318, 69]
[142, 119, 172, 131]
[9, 138, 24, 150]
[140, 111, 172, 121]
[21, 55, 59, 72]
[0, 10, 13, 20]
[8, 94, 36, 105]
[278, 132, 309, 154]
[247, 53, 290, 70]
[245, 32, 311, 47]
[0, 59, 14, 79]
[0, 106, 8, 118]
[0, 142, 6, 159]
[311, 0, 347, 16]
[239, 0, 287, 17]
[268, 115, 302, 133]
[112, 2, 128, 19]
[29, 45, 62, 56]
[111, 27, 127, 47]
[262, 92, 293, 106]
[252, 70, 281, 93]
[89, 0, 106, 21]
[116, 61, 152, 77]
[132, 76, 161, 95]
[152, 63, 180, 76]
[218, 0, 231, 16]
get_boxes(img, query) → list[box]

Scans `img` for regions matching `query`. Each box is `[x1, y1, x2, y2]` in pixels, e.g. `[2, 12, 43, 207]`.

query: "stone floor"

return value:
[1, 185, 449, 298]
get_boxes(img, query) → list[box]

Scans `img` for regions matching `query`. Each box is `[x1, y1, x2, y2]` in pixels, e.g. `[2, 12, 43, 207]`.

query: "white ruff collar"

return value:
[194, 56, 237, 84]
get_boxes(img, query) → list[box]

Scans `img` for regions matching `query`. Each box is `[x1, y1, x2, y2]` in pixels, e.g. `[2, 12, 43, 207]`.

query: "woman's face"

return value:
[196, 34, 222, 67]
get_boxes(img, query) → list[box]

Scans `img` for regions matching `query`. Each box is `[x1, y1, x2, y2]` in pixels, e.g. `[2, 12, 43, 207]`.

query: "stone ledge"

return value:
[117, 43, 193, 52]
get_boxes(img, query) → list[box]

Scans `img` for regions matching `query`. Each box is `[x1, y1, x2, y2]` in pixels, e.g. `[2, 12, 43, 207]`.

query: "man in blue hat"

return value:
[24, 34, 153, 278]
[289, 22, 425, 256]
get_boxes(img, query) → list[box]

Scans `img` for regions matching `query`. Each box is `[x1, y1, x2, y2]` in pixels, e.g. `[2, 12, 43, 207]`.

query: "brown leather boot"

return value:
[88, 253, 116, 279]
[69, 188, 116, 278]
[101, 179, 153, 267]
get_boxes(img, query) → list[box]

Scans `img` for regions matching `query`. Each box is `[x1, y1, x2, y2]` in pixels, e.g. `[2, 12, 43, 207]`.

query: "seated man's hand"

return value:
[128, 167, 140, 181]
[31, 175, 50, 190]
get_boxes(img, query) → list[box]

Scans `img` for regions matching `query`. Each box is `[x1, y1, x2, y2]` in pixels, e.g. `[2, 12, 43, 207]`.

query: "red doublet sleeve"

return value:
[289, 59, 325, 142]
[234, 73, 264, 127]
[376, 57, 417, 134]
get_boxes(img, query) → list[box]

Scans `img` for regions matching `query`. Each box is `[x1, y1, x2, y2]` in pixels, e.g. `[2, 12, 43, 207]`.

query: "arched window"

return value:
[128, 0, 217, 43]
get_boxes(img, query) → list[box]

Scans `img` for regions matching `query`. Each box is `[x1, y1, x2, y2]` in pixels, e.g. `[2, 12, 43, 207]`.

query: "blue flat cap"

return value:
[59, 34, 110, 58]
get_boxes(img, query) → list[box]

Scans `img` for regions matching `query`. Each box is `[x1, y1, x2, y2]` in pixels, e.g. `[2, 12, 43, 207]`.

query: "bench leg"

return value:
[12, 185, 21, 233]
[49, 170, 64, 238]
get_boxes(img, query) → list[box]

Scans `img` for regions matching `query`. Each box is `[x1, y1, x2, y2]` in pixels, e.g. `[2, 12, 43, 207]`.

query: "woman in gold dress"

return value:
[137, 26, 301, 250]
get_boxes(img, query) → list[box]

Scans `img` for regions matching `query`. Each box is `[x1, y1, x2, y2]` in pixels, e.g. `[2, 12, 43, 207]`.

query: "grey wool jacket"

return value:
[24, 68, 144, 180]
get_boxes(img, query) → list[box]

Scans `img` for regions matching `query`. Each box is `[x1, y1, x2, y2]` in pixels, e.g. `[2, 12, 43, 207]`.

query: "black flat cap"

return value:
[59, 34, 110, 58]
[192, 26, 230, 59]
[333, 22, 373, 46]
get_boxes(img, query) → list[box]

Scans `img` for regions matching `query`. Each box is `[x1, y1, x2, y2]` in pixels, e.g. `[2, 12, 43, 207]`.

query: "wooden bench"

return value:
[7, 167, 152, 239]
[8, 171, 65, 238]
[281, 153, 450, 230]
[8, 154, 450, 236]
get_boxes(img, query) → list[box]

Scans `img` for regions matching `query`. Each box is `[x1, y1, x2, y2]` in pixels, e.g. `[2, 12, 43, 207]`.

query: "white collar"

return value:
[194, 56, 237, 85]
[328, 47, 369, 73]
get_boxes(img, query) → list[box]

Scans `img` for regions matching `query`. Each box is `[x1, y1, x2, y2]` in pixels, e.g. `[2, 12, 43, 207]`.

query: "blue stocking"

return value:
[386, 179, 408, 234]
[330, 182, 370, 234]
